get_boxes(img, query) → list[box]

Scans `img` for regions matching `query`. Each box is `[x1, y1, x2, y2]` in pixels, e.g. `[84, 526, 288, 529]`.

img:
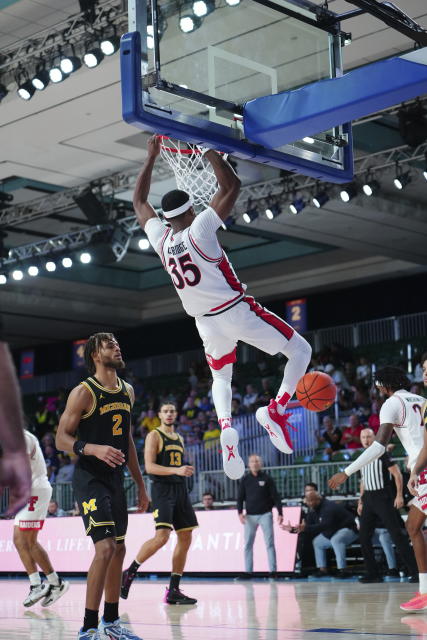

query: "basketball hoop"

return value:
[159, 136, 227, 211]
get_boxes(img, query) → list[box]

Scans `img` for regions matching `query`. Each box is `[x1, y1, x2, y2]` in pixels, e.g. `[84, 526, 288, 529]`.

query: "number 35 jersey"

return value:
[145, 207, 247, 317]
[76, 376, 132, 476]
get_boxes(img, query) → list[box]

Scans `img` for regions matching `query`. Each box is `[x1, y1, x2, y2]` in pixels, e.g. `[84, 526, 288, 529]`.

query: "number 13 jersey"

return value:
[145, 207, 247, 317]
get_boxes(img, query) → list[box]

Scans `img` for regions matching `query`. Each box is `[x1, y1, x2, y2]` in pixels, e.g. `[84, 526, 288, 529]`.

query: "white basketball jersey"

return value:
[24, 430, 50, 488]
[379, 390, 426, 470]
[145, 207, 247, 317]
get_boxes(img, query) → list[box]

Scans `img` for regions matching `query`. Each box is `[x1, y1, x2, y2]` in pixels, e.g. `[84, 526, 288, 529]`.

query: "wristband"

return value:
[73, 440, 87, 456]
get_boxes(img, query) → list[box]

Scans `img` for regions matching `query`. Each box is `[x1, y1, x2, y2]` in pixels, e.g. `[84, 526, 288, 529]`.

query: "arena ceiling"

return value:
[0, 0, 426, 348]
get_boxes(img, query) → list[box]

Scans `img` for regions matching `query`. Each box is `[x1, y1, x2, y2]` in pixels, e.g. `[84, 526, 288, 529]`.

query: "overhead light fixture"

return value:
[17, 80, 35, 101]
[312, 190, 329, 208]
[221, 215, 235, 230]
[100, 35, 120, 56]
[303, 136, 315, 144]
[80, 251, 92, 264]
[265, 202, 281, 219]
[12, 269, 23, 281]
[138, 238, 150, 250]
[45, 260, 56, 272]
[339, 183, 357, 203]
[83, 48, 104, 68]
[394, 169, 411, 190]
[289, 198, 305, 214]
[179, 14, 202, 33]
[27, 265, 39, 277]
[423, 152, 427, 181]
[225, 0, 240, 5]
[60, 55, 82, 74]
[243, 201, 259, 224]
[0, 84, 8, 102]
[49, 65, 68, 84]
[362, 178, 380, 197]
[62, 257, 73, 268]
[192, 0, 215, 17]
[32, 69, 50, 91]
[0, 274, 7, 285]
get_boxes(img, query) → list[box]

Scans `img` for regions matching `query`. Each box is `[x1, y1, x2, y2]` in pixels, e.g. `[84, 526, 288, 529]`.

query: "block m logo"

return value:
[82, 498, 97, 515]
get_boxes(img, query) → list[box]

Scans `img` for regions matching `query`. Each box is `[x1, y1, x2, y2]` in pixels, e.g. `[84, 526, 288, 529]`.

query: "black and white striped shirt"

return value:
[361, 452, 394, 491]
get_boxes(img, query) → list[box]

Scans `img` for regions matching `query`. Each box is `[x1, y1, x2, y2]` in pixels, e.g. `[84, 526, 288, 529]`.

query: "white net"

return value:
[159, 137, 226, 211]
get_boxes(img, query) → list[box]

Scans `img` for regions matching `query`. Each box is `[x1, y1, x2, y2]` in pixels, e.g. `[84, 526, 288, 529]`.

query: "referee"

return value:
[357, 428, 417, 583]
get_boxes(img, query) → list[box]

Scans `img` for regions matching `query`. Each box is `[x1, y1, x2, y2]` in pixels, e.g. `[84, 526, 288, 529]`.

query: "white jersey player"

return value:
[135, 136, 312, 480]
[328, 366, 427, 613]
[13, 430, 69, 608]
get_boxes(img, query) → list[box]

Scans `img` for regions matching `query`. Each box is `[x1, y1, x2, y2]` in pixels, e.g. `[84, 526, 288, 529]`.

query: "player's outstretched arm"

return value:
[206, 150, 241, 221]
[408, 428, 427, 496]
[133, 135, 161, 229]
[328, 422, 394, 489]
[0, 342, 31, 515]
[56, 385, 125, 468]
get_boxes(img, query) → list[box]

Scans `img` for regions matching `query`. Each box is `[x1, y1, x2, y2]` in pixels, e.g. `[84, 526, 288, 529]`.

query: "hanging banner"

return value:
[20, 350, 34, 379]
[72, 339, 87, 369]
[285, 298, 307, 333]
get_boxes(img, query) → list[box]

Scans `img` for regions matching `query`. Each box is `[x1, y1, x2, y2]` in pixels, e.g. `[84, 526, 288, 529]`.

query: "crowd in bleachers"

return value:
[22, 343, 426, 499]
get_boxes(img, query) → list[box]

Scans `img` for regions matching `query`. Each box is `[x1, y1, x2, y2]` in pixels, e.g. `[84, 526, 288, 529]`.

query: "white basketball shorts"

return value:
[195, 295, 294, 370]
[14, 484, 53, 530]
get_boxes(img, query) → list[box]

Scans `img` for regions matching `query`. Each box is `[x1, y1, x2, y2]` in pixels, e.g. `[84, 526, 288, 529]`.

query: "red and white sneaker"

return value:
[220, 425, 245, 480]
[255, 400, 294, 454]
[400, 592, 427, 612]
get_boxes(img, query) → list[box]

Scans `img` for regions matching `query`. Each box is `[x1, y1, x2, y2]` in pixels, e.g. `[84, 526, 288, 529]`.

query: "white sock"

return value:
[211, 364, 233, 421]
[47, 571, 60, 586]
[277, 333, 312, 403]
[29, 572, 41, 587]
[419, 573, 427, 594]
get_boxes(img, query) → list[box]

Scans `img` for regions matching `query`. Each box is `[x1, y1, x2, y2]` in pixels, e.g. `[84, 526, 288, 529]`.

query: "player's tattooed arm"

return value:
[133, 135, 161, 229]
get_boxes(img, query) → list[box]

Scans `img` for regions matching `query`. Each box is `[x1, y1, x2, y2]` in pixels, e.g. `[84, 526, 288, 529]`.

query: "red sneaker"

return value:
[400, 592, 427, 612]
[255, 400, 294, 454]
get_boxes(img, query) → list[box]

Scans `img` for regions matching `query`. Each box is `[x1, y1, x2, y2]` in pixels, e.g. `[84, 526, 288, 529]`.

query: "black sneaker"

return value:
[358, 575, 383, 583]
[408, 575, 419, 583]
[121, 568, 137, 600]
[164, 588, 197, 605]
[335, 570, 352, 579]
[385, 569, 400, 578]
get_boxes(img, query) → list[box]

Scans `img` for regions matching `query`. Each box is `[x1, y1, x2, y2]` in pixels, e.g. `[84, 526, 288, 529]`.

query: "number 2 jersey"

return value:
[145, 207, 247, 317]
[379, 389, 426, 470]
[76, 376, 132, 476]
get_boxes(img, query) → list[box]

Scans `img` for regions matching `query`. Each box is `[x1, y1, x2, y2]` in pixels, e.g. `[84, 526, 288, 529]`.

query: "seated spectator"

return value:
[198, 396, 213, 412]
[318, 416, 343, 457]
[183, 396, 198, 419]
[356, 357, 371, 385]
[140, 408, 161, 432]
[342, 414, 364, 449]
[44, 444, 59, 482]
[325, 363, 351, 390]
[55, 455, 75, 483]
[203, 420, 221, 450]
[231, 398, 245, 417]
[176, 414, 193, 438]
[242, 384, 259, 411]
[283, 490, 357, 577]
[257, 378, 274, 406]
[47, 500, 66, 517]
[202, 492, 215, 510]
[231, 384, 242, 403]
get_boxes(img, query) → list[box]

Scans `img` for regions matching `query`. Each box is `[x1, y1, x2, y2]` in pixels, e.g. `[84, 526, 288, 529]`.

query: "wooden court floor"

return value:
[0, 577, 425, 639]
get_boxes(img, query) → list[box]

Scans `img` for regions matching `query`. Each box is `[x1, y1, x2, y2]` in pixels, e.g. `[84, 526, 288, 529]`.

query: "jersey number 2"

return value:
[112, 414, 123, 435]
[168, 253, 201, 290]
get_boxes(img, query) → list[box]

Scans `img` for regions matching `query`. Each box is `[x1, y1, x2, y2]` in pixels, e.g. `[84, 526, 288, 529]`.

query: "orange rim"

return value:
[158, 135, 201, 155]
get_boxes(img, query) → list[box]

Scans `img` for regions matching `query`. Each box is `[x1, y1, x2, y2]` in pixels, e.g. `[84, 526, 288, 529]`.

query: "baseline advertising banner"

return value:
[0, 508, 300, 573]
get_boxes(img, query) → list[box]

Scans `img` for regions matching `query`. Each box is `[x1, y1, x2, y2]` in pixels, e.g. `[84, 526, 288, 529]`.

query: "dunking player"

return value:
[13, 429, 69, 608]
[328, 366, 426, 612]
[134, 136, 312, 480]
[121, 402, 198, 605]
[56, 333, 149, 639]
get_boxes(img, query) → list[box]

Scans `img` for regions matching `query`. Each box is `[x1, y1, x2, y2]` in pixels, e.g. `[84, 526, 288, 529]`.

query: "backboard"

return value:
[121, 0, 354, 183]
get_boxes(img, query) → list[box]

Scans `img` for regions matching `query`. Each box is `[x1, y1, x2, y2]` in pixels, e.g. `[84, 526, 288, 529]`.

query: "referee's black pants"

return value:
[359, 488, 417, 576]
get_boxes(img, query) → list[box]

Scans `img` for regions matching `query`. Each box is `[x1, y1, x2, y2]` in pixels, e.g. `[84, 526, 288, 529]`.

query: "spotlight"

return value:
[60, 55, 82, 74]
[62, 257, 73, 268]
[423, 169, 427, 181]
[49, 66, 68, 83]
[422, 152, 427, 181]
[179, 14, 202, 33]
[0, 274, 6, 285]
[0, 84, 8, 102]
[192, 0, 215, 17]
[225, 0, 240, 5]
[303, 136, 315, 144]
[100, 35, 120, 56]
[339, 183, 357, 202]
[289, 198, 305, 214]
[27, 265, 39, 277]
[45, 260, 56, 272]
[265, 203, 281, 219]
[12, 269, 23, 281]
[394, 170, 411, 190]
[83, 48, 104, 68]
[80, 252, 92, 264]
[138, 238, 150, 250]
[17, 80, 35, 101]
[242, 205, 259, 224]
[32, 69, 50, 91]
[312, 190, 329, 208]
[362, 179, 380, 197]
[221, 215, 235, 230]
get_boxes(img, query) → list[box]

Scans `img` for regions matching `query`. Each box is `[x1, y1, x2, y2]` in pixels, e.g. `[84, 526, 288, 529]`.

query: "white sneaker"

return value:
[41, 579, 70, 607]
[255, 400, 294, 454]
[23, 582, 51, 607]
[220, 427, 245, 480]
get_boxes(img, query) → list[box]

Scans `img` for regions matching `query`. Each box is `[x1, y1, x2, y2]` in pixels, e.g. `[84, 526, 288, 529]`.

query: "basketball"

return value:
[296, 372, 337, 412]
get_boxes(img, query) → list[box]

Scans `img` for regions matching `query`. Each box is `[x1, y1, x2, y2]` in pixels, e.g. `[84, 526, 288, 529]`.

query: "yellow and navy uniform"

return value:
[423, 400, 427, 430]
[149, 428, 198, 532]
[72, 376, 132, 544]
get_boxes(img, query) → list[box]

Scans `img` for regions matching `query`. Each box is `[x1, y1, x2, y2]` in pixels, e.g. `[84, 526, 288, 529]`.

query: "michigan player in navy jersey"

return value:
[121, 402, 198, 605]
[134, 136, 312, 481]
[56, 333, 149, 640]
